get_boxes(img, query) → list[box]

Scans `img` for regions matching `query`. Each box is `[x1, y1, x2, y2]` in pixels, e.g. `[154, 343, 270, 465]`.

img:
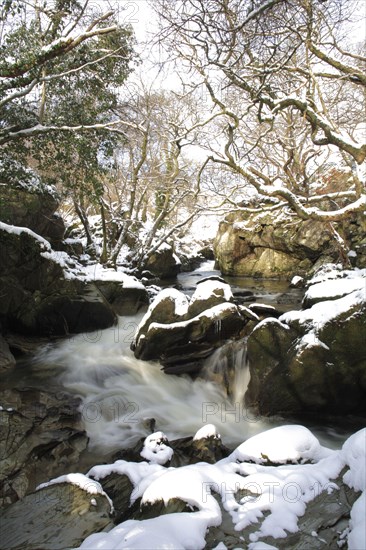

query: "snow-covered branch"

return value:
[0, 120, 146, 145]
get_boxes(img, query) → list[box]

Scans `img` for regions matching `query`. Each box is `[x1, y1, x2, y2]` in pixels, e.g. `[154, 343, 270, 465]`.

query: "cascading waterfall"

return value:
[201, 339, 251, 405]
[34, 317, 267, 453]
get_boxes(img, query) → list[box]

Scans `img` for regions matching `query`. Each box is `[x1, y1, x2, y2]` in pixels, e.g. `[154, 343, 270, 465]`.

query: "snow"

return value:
[140, 432, 174, 465]
[226, 425, 334, 465]
[252, 317, 290, 334]
[190, 279, 233, 304]
[280, 288, 365, 330]
[308, 264, 365, 286]
[348, 493, 366, 550]
[193, 423, 220, 441]
[0, 221, 51, 251]
[82, 263, 145, 289]
[342, 428, 366, 493]
[290, 275, 303, 286]
[148, 302, 242, 333]
[78, 512, 210, 549]
[36, 473, 114, 512]
[72, 425, 365, 550]
[341, 429, 366, 549]
[303, 276, 366, 303]
[88, 460, 165, 489]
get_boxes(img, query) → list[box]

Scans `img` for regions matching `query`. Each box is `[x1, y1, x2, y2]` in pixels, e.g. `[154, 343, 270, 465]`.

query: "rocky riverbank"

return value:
[1, 424, 365, 550]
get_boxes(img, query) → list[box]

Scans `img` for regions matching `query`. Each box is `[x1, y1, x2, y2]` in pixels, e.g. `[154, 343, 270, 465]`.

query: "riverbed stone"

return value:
[0, 483, 113, 550]
[0, 389, 88, 507]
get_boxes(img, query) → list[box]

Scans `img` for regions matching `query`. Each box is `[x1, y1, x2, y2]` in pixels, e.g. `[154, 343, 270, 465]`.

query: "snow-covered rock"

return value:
[2, 424, 364, 550]
[246, 267, 366, 416]
[131, 279, 255, 374]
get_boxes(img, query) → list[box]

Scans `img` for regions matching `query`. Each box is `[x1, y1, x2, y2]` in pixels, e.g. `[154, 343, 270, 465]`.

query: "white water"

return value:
[34, 316, 268, 452]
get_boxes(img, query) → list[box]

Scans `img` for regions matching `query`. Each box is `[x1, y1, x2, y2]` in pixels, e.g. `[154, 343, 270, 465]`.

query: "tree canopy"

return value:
[154, 0, 366, 221]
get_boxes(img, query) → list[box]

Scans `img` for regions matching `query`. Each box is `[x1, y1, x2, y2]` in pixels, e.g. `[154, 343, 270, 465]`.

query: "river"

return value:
[29, 261, 362, 459]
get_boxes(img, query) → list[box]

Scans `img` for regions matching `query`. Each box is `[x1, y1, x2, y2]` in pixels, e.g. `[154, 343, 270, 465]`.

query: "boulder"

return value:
[132, 281, 255, 374]
[246, 270, 366, 416]
[0, 224, 116, 336]
[0, 182, 65, 245]
[0, 389, 88, 507]
[214, 209, 366, 278]
[0, 482, 112, 550]
[143, 244, 181, 279]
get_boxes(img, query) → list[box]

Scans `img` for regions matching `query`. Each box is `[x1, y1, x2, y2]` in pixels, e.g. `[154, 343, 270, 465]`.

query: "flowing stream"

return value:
[34, 317, 268, 453]
[31, 262, 363, 455]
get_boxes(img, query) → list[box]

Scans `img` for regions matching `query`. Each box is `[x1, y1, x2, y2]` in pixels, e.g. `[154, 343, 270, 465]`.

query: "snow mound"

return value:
[190, 279, 233, 304]
[78, 512, 210, 550]
[342, 428, 366, 492]
[228, 425, 334, 464]
[140, 432, 174, 465]
[194, 424, 220, 441]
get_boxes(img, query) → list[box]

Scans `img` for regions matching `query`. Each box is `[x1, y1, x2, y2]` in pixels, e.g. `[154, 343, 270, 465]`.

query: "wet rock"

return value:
[248, 303, 281, 319]
[94, 280, 149, 315]
[133, 497, 196, 520]
[0, 389, 88, 507]
[95, 473, 134, 524]
[0, 335, 16, 372]
[0, 482, 113, 550]
[169, 434, 231, 467]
